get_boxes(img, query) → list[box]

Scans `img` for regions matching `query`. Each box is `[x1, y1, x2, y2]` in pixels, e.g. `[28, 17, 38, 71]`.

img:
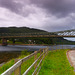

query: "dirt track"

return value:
[67, 50, 75, 70]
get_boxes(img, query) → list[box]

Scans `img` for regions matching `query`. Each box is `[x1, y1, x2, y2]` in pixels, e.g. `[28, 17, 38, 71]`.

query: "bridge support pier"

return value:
[2, 38, 8, 46]
[13, 40, 15, 45]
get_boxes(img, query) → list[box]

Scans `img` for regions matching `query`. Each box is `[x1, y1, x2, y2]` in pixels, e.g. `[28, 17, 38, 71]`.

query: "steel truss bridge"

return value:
[0, 30, 75, 46]
[56, 30, 75, 36]
[0, 31, 75, 38]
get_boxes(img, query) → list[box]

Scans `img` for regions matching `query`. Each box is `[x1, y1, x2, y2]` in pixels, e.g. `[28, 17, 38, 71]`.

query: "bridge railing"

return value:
[1, 47, 49, 75]
[0, 31, 75, 37]
[0, 32, 56, 37]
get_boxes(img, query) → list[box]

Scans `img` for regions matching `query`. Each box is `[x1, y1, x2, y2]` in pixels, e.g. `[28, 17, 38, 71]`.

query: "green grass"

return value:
[0, 50, 32, 74]
[0, 49, 75, 75]
[0, 59, 15, 74]
[0, 50, 40, 75]
[39, 49, 75, 75]
[7, 41, 23, 44]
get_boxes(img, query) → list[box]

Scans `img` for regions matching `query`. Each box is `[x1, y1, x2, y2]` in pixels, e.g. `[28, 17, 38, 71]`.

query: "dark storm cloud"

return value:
[0, 0, 23, 14]
[31, 0, 75, 17]
[44, 24, 73, 32]
[0, 0, 75, 32]
[0, 0, 75, 17]
[0, 0, 32, 16]
[0, 0, 38, 17]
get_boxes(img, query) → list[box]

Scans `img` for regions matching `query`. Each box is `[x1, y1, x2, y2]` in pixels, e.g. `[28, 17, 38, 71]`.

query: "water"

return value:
[0, 45, 75, 52]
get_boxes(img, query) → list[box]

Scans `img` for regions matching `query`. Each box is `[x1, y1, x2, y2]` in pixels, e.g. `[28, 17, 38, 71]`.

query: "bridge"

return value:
[55, 30, 75, 36]
[0, 31, 75, 46]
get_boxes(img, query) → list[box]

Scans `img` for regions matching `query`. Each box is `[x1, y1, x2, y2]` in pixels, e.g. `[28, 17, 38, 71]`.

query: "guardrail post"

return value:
[45, 47, 49, 56]
[45, 48, 47, 55]
[14, 59, 21, 75]
[40, 49, 42, 66]
[34, 51, 37, 74]
[40, 49, 42, 60]
[46, 48, 48, 55]
[43, 48, 45, 58]
[47, 48, 49, 54]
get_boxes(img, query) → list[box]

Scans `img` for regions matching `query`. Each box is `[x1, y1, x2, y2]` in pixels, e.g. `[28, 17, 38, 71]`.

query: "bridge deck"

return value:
[0, 32, 75, 38]
[0, 35, 75, 38]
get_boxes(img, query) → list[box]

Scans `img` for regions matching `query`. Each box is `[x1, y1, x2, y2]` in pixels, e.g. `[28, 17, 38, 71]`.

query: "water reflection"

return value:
[0, 45, 75, 52]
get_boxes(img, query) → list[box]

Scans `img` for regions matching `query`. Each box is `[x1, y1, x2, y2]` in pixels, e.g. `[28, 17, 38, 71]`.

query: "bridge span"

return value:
[0, 32, 75, 46]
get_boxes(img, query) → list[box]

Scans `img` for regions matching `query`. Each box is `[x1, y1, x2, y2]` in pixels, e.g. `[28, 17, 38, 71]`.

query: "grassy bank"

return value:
[0, 50, 32, 74]
[0, 52, 21, 64]
[39, 49, 75, 75]
[0, 49, 75, 75]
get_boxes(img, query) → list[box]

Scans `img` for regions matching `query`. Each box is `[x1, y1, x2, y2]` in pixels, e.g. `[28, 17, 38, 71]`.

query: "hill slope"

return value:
[0, 27, 46, 33]
[0, 27, 74, 45]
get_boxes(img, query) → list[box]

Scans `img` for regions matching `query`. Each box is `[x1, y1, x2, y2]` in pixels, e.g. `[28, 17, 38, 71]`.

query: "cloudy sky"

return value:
[0, 0, 75, 32]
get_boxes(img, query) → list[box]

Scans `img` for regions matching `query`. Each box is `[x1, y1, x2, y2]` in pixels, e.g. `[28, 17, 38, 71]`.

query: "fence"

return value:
[1, 47, 49, 75]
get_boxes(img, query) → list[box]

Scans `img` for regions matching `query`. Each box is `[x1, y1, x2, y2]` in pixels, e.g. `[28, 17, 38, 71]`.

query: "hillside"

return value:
[0, 27, 46, 33]
[0, 27, 74, 45]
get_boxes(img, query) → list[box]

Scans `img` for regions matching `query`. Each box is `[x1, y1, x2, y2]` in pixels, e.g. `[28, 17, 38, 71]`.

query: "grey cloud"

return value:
[0, 18, 7, 21]
[0, 0, 75, 17]
[0, 0, 75, 32]
[0, 0, 32, 16]
[44, 25, 74, 32]
[43, 22, 75, 32]
[0, 0, 23, 14]
[31, 0, 75, 17]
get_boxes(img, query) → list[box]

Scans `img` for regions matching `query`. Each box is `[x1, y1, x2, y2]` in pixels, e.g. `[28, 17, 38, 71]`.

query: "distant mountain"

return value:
[0, 27, 47, 33]
[55, 29, 75, 33]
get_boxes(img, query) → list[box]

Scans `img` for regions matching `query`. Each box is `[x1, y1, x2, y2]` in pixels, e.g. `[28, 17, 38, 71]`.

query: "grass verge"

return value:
[0, 49, 75, 75]
[39, 49, 75, 75]
[0, 50, 32, 74]
[0, 50, 39, 75]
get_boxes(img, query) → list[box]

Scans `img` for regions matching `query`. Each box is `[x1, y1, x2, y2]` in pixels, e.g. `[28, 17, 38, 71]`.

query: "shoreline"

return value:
[0, 43, 75, 46]
[0, 43, 52, 46]
[0, 51, 21, 64]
